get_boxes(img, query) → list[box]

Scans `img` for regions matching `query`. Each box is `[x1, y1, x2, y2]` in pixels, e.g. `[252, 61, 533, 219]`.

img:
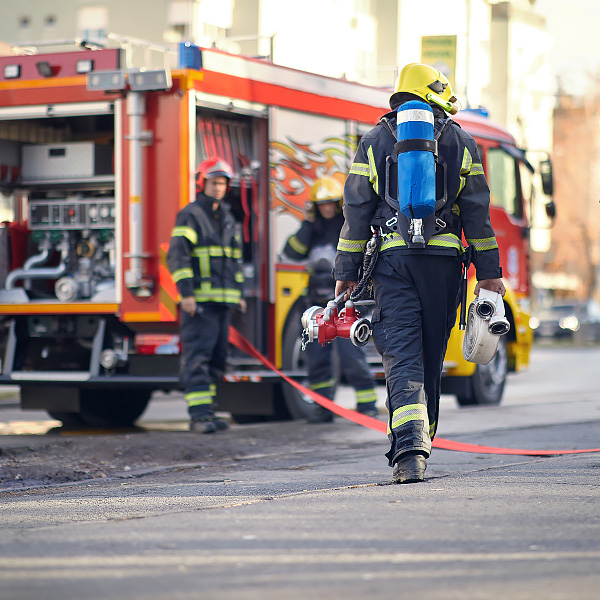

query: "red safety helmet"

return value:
[195, 157, 233, 195]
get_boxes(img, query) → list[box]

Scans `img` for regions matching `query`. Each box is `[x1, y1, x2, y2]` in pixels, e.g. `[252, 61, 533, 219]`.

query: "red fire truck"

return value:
[0, 41, 553, 426]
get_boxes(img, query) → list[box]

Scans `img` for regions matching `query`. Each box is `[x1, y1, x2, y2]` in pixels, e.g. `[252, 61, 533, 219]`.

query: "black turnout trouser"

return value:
[179, 303, 232, 420]
[371, 253, 462, 465]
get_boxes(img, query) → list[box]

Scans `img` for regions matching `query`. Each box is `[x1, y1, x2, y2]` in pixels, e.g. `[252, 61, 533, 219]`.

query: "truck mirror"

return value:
[545, 200, 556, 220]
[540, 158, 554, 196]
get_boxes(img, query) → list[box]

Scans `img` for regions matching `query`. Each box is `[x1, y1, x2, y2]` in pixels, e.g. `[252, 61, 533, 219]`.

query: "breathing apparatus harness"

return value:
[380, 111, 456, 247]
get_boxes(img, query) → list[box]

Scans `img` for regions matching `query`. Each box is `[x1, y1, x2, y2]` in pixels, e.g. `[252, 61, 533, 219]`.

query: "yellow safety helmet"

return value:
[309, 176, 344, 205]
[392, 63, 459, 115]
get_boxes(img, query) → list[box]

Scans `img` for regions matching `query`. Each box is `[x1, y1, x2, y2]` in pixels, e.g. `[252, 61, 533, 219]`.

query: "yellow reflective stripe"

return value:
[452, 204, 460, 215]
[367, 145, 378, 195]
[429, 420, 436, 438]
[309, 379, 336, 391]
[380, 232, 406, 251]
[194, 287, 242, 303]
[460, 147, 473, 174]
[209, 383, 216, 395]
[235, 271, 244, 283]
[390, 403, 428, 430]
[171, 226, 197, 245]
[428, 233, 463, 251]
[172, 268, 193, 283]
[458, 147, 473, 195]
[355, 388, 377, 404]
[380, 232, 463, 252]
[469, 163, 484, 176]
[185, 391, 213, 406]
[349, 162, 370, 177]
[467, 237, 499, 251]
[192, 246, 238, 258]
[337, 238, 367, 253]
[191, 249, 211, 278]
[288, 235, 308, 255]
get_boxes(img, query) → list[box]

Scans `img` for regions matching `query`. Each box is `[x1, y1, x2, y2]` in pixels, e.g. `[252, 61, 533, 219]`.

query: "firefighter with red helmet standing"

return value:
[283, 176, 379, 422]
[334, 64, 505, 482]
[167, 158, 245, 433]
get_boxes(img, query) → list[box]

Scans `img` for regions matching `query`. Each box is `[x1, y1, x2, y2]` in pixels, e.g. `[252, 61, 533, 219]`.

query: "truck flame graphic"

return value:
[270, 136, 356, 220]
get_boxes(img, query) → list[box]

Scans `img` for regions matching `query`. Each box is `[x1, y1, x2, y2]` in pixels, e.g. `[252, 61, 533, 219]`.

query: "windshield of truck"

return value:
[487, 146, 522, 219]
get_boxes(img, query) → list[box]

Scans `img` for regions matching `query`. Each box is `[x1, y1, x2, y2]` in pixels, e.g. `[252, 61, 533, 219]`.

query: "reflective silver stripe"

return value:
[467, 237, 498, 251]
[355, 388, 377, 403]
[428, 233, 463, 251]
[194, 287, 242, 303]
[390, 403, 428, 430]
[337, 238, 367, 253]
[469, 163, 484, 176]
[396, 108, 434, 125]
[349, 162, 370, 177]
[185, 391, 213, 406]
[380, 232, 463, 252]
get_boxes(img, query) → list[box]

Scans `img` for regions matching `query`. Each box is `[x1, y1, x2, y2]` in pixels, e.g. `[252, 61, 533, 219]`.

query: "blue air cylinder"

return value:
[396, 100, 435, 219]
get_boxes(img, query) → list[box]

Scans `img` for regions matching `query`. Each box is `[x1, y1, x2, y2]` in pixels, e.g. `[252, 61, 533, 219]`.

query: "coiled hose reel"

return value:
[463, 289, 510, 365]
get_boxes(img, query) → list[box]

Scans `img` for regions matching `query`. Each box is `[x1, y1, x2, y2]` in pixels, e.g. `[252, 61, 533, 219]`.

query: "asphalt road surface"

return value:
[1, 345, 599, 600]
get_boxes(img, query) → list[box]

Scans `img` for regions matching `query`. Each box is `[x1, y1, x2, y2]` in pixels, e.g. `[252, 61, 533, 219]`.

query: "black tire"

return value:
[279, 308, 332, 421]
[77, 389, 151, 427]
[456, 336, 508, 406]
[47, 412, 87, 428]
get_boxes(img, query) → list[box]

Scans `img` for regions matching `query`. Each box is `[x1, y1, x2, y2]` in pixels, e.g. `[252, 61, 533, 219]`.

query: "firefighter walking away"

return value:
[334, 64, 505, 482]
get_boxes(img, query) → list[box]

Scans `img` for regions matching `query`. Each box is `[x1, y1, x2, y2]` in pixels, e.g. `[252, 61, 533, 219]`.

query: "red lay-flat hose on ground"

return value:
[229, 327, 600, 457]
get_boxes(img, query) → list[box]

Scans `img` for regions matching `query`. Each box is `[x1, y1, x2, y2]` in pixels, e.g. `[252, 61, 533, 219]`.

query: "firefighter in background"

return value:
[334, 64, 505, 482]
[283, 176, 379, 422]
[167, 158, 246, 433]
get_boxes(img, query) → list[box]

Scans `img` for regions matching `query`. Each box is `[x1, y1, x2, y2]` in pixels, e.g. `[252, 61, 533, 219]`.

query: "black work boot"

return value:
[190, 416, 230, 434]
[392, 453, 427, 484]
[308, 406, 334, 423]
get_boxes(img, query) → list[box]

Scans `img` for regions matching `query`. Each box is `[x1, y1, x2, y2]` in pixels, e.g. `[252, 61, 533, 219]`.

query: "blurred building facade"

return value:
[2, 0, 587, 298]
[545, 94, 600, 300]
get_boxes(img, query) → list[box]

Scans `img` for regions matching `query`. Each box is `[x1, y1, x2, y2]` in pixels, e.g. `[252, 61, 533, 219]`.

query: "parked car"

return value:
[530, 301, 600, 342]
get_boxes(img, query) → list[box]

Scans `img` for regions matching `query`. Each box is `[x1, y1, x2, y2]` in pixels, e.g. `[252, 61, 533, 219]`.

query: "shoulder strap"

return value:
[434, 117, 452, 141]
[379, 115, 397, 141]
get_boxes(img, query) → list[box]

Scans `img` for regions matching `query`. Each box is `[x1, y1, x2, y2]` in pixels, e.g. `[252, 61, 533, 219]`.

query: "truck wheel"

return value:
[78, 390, 151, 427]
[47, 412, 87, 428]
[456, 337, 508, 406]
[280, 309, 329, 421]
